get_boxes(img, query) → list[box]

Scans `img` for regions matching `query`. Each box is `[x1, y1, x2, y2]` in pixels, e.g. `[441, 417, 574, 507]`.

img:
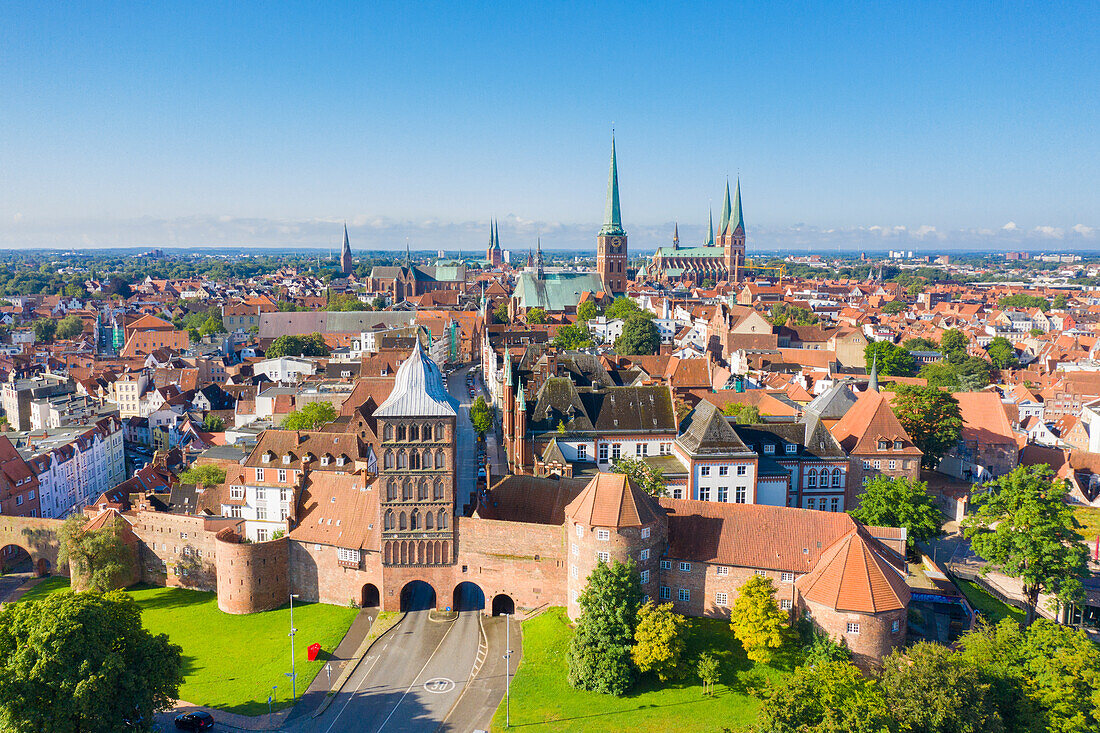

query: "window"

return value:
[659, 442, 671, 455]
[640, 569, 650, 584]
[877, 439, 888, 450]
[660, 559, 672, 570]
[893, 440, 903, 450]
[678, 588, 690, 602]
[229, 506, 242, 518]
[571, 543, 578, 556]
[806, 498, 816, 510]
[888, 460, 896, 470]
[764, 444, 775, 454]
[846, 622, 860, 634]
[611, 443, 621, 461]
[635, 443, 648, 456]
[672, 487, 683, 499]
[832, 469, 843, 487]
[891, 619, 900, 633]
[780, 599, 792, 610]
[830, 497, 840, 512]
[735, 486, 747, 504]
[598, 444, 608, 462]
[256, 528, 269, 542]
[679, 561, 692, 572]
[255, 468, 264, 482]
[596, 551, 610, 563]
[577, 444, 587, 460]
[873, 460, 881, 469]
[659, 586, 671, 600]
[639, 548, 650, 561]
[278, 469, 287, 483]
[282, 454, 291, 465]
[716, 592, 728, 606]
[807, 469, 817, 487]
[699, 486, 710, 501]
[571, 564, 578, 578]
[719, 466, 728, 477]
[716, 566, 729, 576]
[256, 506, 268, 521]
[862, 459, 871, 469]
[785, 443, 797, 455]
[737, 465, 746, 476]
[575, 524, 584, 538]
[641, 527, 651, 539]
[15, 495, 23, 506]
[700, 466, 711, 477]
[717, 486, 728, 502]
[230, 485, 244, 499]
[781, 572, 794, 582]
[281, 487, 290, 502]
[754, 569, 767, 578]
[596, 529, 610, 541]
[338, 547, 360, 563]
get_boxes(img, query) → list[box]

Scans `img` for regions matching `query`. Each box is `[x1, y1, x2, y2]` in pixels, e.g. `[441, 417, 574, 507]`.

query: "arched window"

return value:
[425, 512, 434, 530]
[386, 480, 397, 501]
[397, 424, 406, 441]
[399, 512, 407, 531]
[410, 511, 419, 530]
[409, 424, 419, 441]
[423, 423, 433, 440]
[434, 479, 444, 500]
[438, 509, 448, 529]
[418, 479, 428, 500]
[397, 450, 408, 470]
[422, 449, 431, 469]
[384, 510, 394, 530]
[384, 450, 394, 470]
[383, 424, 393, 441]
[832, 468, 843, 487]
[402, 480, 412, 501]
[436, 423, 445, 441]
[807, 468, 817, 487]
[410, 451, 420, 470]
[435, 451, 445, 469]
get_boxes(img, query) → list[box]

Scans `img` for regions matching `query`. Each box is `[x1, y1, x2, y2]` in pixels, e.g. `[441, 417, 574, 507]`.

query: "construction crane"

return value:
[742, 259, 787, 286]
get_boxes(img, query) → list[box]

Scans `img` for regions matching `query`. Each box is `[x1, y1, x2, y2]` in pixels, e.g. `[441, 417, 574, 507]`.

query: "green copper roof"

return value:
[719, 180, 731, 234]
[731, 178, 744, 234]
[654, 245, 726, 258]
[599, 135, 625, 236]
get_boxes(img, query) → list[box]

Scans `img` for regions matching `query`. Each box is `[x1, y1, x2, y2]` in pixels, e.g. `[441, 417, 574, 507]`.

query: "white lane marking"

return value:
[373, 614, 459, 733]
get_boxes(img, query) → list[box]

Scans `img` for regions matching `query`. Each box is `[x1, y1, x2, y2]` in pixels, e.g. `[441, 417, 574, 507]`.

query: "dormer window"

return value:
[262, 452, 272, 463]
[764, 444, 775, 455]
[320, 455, 330, 466]
[877, 439, 889, 451]
[282, 454, 291, 465]
[893, 440, 903, 450]
[336, 455, 346, 467]
[785, 444, 797, 455]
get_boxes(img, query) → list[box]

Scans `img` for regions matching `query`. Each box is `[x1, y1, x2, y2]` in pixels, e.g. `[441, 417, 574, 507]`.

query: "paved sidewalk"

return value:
[286, 607, 378, 721]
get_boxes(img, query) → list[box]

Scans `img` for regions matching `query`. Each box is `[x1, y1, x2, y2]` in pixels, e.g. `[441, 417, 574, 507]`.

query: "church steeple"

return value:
[536, 237, 544, 277]
[599, 135, 624, 237]
[706, 208, 715, 246]
[731, 178, 744, 234]
[672, 222, 679, 250]
[719, 179, 732, 235]
[340, 222, 353, 276]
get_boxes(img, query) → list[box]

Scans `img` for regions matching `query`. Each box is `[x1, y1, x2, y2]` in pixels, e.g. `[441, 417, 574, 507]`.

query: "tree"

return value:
[33, 318, 56, 343]
[56, 515, 132, 593]
[907, 281, 924, 296]
[1052, 293, 1069, 310]
[696, 651, 720, 697]
[882, 300, 907, 315]
[198, 314, 224, 336]
[178, 463, 227, 486]
[553, 323, 594, 349]
[201, 413, 225, 432]
[729, 575, 789, 665]
[722, 401, 761, 424]
[325, 291, 370, 311]
[281, 401, 337, 430]
[614, 315, 661, 355]
[796, 616, 851, 667]
[605, 296, 651, 321]
[493, 302, 510, 324]
[266, 333, 328, 358]
[611, 456, 667, 497]
[963, 465, 1088, 624]
[940, 328, 969, 356]
[631, 601, 686, 682]
[891, 384, 962, 468]
[526, 307, 547, 324]
[55, 315, 85, 340]
[1029, 327, 1043, 337]
[879, 641, 1003, 733]
[919, 361, 963, 389]
[864, 341, 916, 377]
[469, 396, 493, 436]
[577, 300, 598, 322]
[370, 296, 387, 310]
[957, 619, 1039, 732]
[903, 336, 938, 352]
[956, 356, 993, 390]
[700, 278, 715, 289]
[987, 336, 1016, 369]
[999, 293, 1049, 311]
[770, 303, 819, 326]
[759, 660, 892, 733]
[849, 476, 942, 551]
[0, 590, 182, 733]
[568, 559, 641, 695]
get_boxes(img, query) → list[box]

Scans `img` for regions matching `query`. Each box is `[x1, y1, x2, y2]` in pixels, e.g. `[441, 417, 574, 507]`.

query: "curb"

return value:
[311, 611, 406, 718]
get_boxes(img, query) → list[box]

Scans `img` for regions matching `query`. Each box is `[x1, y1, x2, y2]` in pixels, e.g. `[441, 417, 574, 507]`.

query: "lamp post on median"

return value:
[288, 593, 299, 701]
[504, 612, 513, 729]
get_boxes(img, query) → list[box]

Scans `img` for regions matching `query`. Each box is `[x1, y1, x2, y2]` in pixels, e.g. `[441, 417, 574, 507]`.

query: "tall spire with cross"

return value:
[596, 133, 628, 293]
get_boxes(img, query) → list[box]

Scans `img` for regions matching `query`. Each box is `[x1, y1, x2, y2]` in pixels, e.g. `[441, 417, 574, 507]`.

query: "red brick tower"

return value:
[717, 179, 746, 282]
[596, 136, 628, 294]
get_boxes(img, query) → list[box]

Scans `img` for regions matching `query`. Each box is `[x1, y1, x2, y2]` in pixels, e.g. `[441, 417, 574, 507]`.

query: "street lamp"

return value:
[288, 593, 299, 701]
[503, 612, 513, 729]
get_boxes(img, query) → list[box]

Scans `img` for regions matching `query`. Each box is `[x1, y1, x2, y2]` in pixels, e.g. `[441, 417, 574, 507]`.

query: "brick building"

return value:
[829, 390, 922, 507]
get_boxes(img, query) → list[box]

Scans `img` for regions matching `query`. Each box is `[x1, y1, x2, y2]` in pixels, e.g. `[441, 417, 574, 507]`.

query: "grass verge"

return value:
[956, 578, 1026, 624]
[15, 579, 358, 715]
[490, 607, 789, 732]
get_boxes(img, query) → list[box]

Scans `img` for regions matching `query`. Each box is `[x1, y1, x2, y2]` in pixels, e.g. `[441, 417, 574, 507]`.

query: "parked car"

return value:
[174, 711, 215, 730]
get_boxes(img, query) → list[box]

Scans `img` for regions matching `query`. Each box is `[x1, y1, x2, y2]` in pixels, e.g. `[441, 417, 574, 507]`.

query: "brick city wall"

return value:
[288, 540, 385, 607]
[215, 530, 290, 614]
[799, 596, 906, 669]
[0, 515, 63, 576]
[130, 512, 227, 591]
[454, 516, 568, 613]
[661, 560, 800, 619]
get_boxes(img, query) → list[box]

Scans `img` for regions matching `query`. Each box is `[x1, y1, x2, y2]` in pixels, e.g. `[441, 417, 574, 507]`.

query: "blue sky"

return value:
[1, 2, 1098, 251]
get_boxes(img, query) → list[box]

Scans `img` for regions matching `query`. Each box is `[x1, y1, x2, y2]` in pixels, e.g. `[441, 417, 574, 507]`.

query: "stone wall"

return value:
[214, 529, 290, 614]
[455, 516, 567, 613]
[660, 559, 800, 619]
[565, 517, 665, 620]
[288, 540, 384, 607]
[131, 512, 223, 591]
[0, 515, 63, 576]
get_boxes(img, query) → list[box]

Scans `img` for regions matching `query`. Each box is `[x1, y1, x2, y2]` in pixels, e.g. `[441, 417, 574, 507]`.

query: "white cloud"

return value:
[912, 225, 939, 239]
[1072, 224, 1096, 237]
[1032, 225, 1065, 239]
[1002, 221, 1020, 231]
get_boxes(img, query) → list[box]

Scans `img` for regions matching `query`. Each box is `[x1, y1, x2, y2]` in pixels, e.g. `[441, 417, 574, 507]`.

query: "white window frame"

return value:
[715, 592, 728, 607]
[640, 569, 650, 584]
[596, 551, 610, 563]
[639, 548, 650, 561]
[641, 526, 651, 539]
[677, 588, 690, 602]
[679, 561, 691, 572]
[596, 528, 610, 542]
[846, 622, 860, 634]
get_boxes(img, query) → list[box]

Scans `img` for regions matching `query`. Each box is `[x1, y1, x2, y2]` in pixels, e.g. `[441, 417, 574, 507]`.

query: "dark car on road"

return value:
[174, 711, 215, 730]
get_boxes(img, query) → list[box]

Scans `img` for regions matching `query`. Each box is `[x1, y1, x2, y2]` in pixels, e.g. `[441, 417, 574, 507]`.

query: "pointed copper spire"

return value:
[599, 134, 625, 236]
[706, 208, 715, 246]
[719, 179, 732, 235]
[673, 222, 679, 250]
[731, 177, 744, 234]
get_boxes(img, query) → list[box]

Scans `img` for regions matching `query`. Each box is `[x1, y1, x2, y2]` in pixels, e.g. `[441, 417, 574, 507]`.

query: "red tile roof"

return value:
[564, 472, 663, 528]
[796, 527, 911, 613]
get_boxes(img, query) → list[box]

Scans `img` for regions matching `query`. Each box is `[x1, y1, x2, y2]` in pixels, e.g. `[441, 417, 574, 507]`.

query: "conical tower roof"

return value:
[796, 527, 910, 614]
[719, 180, 732, 234]
[564, 472, 663, 528]
[599, 135, 625, 236]
[730, 178, 744, 234]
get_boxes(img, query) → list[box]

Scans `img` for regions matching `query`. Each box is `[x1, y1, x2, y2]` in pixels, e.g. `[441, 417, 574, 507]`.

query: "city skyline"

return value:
[2, 2, 1098, 251]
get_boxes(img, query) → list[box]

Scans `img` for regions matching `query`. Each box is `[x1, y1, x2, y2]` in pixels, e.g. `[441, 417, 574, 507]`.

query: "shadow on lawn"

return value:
[129, 584, 213, 612]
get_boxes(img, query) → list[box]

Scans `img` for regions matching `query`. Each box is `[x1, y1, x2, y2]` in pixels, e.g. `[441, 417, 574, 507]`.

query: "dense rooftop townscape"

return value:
[1, 147, 1099, 731]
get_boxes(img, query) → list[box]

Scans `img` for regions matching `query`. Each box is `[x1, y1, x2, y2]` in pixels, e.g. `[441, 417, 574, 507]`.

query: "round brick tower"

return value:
[214, 527, 290, 614]
[563, 473, 667, 620]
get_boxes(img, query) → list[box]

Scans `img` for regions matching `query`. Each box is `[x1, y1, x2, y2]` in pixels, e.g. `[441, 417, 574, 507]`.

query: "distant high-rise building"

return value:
[340, 223, 354, 276]
[596, 135, 628, 293]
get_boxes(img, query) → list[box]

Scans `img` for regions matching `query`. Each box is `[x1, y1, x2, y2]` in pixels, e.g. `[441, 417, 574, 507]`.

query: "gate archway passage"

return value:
[400, 580, 437, 612]
[452, 581, 485, 612]
[0, 544, 31, 574]
[491, 593, 515, 616]
[361, 583, 380, 608]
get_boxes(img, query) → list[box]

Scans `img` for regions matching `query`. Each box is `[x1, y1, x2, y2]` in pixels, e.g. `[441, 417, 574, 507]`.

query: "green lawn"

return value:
[1073, 507, 1100, 540]
[491, 607, 788, 733]
[956, 578, 1026, 624]
[16, 580, 359, 715]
